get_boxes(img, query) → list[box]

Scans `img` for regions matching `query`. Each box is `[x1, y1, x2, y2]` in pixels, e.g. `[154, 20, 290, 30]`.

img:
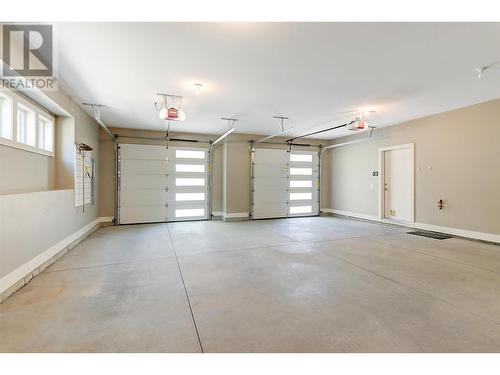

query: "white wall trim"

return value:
[223, 212, 249, 219]
[322, 208, 380, 222]
[99, 216, 114, 223]
[322, 209, 499, 243]
[0, 217, 104, 300]
[211, 211, 223, 217]
[414, 222, 500, 244]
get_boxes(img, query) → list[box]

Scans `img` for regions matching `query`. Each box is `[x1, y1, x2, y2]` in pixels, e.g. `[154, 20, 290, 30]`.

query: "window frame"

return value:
[38, 114, 55, 152]
[0, 92, 14, 140]
[0, 89, 55, 157]
[16, 103, 37, 147]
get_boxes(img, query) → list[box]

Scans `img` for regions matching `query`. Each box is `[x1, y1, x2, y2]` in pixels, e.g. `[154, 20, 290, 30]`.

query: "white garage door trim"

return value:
[118, 143, 209, 224]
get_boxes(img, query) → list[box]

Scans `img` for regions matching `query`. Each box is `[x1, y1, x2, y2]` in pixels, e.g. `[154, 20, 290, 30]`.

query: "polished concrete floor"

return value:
[1, 216, 500, 352]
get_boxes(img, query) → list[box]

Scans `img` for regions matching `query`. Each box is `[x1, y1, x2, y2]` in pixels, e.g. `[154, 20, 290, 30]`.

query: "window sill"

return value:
[0, 137, 54, 157]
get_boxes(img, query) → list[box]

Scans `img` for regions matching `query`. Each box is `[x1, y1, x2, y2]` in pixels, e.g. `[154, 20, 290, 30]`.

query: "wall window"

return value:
[0, 90, 55, 157]
[0, 93, 13, 139]
[17, 104, 36, 146]
[38, 116, 54, 152]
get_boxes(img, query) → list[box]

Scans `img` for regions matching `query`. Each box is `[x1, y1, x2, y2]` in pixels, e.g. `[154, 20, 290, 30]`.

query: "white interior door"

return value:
[252, 148, 319, 219]
[119, 144, 208, 224]
[383, 147, 412, 223]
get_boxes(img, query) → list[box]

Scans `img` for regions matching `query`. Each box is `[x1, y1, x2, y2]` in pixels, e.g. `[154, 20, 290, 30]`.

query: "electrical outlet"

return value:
[390, 209, 396, 216]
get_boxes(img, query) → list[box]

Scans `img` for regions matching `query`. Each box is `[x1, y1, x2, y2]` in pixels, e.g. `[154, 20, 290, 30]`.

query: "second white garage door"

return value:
[251, 148, 319, 219]
[118, 143, 208, 224]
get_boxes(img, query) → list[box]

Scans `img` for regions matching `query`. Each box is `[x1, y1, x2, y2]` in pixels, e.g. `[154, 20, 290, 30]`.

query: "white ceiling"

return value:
[56, 23, 500, 139]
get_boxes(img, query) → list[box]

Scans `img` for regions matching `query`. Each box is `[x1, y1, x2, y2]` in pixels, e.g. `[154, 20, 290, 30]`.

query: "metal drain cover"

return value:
[407, 231, 453, 240]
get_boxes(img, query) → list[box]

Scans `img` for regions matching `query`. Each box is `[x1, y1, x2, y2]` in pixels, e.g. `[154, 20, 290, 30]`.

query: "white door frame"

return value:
[378, 143, 415, 226]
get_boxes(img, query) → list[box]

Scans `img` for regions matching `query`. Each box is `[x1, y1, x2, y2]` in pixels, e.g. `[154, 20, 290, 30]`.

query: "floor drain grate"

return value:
[407, 231, 453, 240]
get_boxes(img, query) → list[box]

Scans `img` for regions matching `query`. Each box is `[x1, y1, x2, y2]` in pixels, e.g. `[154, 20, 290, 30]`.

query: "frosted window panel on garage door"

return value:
[289, 206, 312, 214]
[290, 167, 312, 176]
[175, 208, 205, 218]
[176, 193, 205, 201]
[290, 192, 312, 200]
[176, 150, 205, 159]
[290, 180, 312, 188]
[176, 178, 205, 186]
[290, 154, 313, 162]
[175, 164, 205, 173]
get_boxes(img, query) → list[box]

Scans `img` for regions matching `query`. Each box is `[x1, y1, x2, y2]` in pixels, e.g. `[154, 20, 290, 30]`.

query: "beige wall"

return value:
[99, 128, 326, 218]
[0, 146, 56, 193]
[327, 98, 500, 236]
[0, 88, 101, 290]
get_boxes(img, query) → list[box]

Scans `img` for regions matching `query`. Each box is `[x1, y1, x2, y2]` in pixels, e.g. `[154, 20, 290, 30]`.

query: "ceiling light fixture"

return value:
[194, 83, 203, 95]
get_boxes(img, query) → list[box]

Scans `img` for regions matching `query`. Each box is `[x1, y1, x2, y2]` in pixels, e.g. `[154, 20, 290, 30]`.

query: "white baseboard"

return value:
[0, 217, 105, 302]
[212, 211, 249, 220]
[217, 212, 249, 221]
[414, 222, 500, 244]
[322, 208, 499, 244]
[99, 216, 114, 223]
[322, 208, 379, 222]
[223, 212, 249, 219]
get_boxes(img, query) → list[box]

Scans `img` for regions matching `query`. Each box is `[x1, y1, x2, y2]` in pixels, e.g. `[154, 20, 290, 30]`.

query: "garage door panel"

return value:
[254, 149, 288, 164]
[120, 159, 169, 175]
[119, 144, 208, 224]
[253, 203, 288, 219]
[253, 177, 288, 190]
[120, 144, 168, 160]
[252, 148, 319, 220]
[120, 206, 167, 224]
[254, 189, 288, 203]
[121, 174, 168, 189]
[120, 189, 168, 207]
[253, 164, 288, 178]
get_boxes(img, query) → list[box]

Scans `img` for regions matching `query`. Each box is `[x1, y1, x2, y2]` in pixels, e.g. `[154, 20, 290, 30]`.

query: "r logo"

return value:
[2, 24, 53, 77]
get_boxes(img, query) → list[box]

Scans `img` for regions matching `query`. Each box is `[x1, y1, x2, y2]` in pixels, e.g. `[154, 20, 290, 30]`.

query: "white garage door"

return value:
[118, 144, 208, 224]
[251, 148, 319, 219]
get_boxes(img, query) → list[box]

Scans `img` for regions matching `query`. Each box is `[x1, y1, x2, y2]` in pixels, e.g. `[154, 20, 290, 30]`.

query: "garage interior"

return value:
[1, 22, 500, 353]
